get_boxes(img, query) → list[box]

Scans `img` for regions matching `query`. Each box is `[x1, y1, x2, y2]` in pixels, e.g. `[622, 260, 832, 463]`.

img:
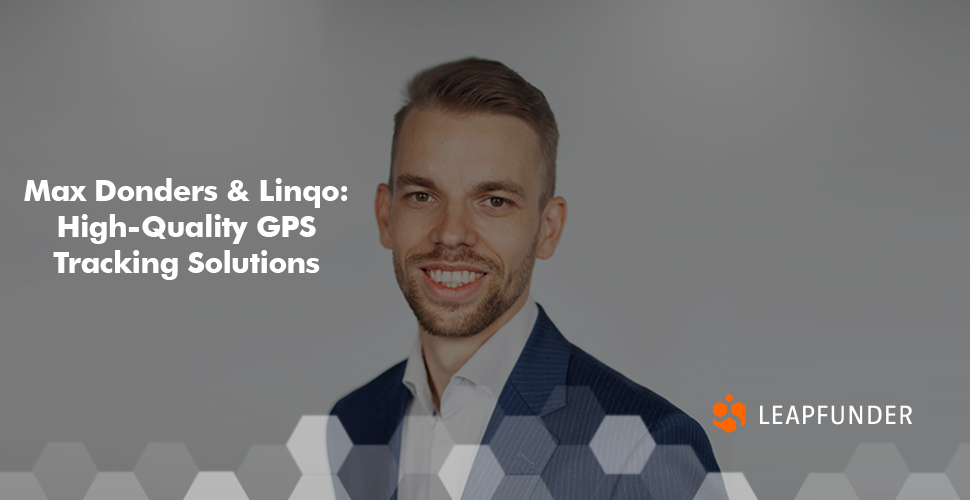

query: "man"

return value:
[330, 58, 723, 500]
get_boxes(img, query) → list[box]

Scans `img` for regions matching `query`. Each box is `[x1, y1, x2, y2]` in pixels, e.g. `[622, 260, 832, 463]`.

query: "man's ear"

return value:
[536, 196, 567, 260]
[375, 183, 393, 249]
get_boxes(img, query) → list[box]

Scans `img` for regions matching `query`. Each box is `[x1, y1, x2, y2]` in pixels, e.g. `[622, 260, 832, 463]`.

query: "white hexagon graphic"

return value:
[397, 473, 452, 500]
[32, 442, 99, 500]
[286, 415, 352, 475]
[288, 474, 350, 500]
[438, 445, 502, 500]
[82, 472, 150, 500]
[693, 472, 756, 500]
[895, 473, 960, 500]
[589, 415, 652, 474]
[845, 443, 909, 500]
[0, 472, 49, 500]
[945, 444, 969, 500]
[133, 442, 198, 500]
[183, 472, 249, 500]
[237, 444, 302, 500]
[795, 473, 860, 500]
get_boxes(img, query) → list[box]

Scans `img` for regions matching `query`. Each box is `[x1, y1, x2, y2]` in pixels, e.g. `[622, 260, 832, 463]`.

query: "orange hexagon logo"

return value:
[713, 394, 745, 433]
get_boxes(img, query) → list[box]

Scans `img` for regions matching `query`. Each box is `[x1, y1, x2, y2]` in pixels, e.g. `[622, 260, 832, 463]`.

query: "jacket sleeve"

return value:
[610, 412, 727, 500]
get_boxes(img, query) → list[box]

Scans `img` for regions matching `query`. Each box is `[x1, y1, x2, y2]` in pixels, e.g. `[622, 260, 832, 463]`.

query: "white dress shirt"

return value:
[397, 296, 539, 499]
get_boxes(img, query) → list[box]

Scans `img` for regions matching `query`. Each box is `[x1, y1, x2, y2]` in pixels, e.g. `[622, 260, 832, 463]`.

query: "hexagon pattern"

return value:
[541, 386, 605, 445]
[440, 445, 502, 500]
[438, 444, 480, 500]
[589, 415, 652, 474]
[946, 444, 969, 500]
[895, 473, 960, 500]
[32, 442, 98, 500]
[236, 444, 301, 500]
[182, 472, 248, 500]
[692, 473, 728, 500]
[288, 474, 350, 500]
[489, 416, 556, 475]
[491, 474, 543, 499]
[133, 442, 198, 500]
[397, 473, 451, 500]
[337, 445, 397, 500]
[844, 443, 909, 500]
[693, 472, 755, 500]
[0, 472, 49, 500]
[81, 472, 150, 500]
[541, 445, 608, 499]
[530, 479, 556, 500]
[794, 473, 860, 500]
[286, 415, 353, 475]
[641, 445, 707, 500]
[5, 432, 968, 500]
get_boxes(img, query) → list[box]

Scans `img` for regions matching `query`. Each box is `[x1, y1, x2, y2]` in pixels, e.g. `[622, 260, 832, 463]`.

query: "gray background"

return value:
[1, 0, 968, 498]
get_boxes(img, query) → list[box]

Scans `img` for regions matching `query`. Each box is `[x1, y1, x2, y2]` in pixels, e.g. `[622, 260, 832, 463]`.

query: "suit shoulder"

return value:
[565, 344, 720, 472]
[565, 344, 682, 426]
[330, 359, 407, 416]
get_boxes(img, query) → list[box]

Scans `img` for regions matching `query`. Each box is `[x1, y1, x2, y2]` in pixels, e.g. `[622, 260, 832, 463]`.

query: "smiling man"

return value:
[329, 58, 724, 500]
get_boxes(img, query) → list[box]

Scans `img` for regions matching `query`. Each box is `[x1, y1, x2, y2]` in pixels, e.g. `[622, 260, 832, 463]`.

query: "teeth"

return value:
[425, 269, 484, 287]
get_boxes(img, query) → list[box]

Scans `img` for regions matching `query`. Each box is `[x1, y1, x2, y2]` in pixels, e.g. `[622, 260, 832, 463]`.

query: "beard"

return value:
[393, 236, 537, 339]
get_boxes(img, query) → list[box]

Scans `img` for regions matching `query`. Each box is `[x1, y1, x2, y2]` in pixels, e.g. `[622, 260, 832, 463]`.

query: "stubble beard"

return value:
[393, 236, 537, 339]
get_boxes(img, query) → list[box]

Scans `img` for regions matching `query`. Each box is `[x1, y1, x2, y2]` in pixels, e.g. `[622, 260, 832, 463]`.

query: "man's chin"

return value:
[411, 296, 503, 339]
[416, 297, 481, 322]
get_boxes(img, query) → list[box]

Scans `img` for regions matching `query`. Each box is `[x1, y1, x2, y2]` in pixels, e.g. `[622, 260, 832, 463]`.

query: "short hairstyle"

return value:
[390, 57, 559, 208]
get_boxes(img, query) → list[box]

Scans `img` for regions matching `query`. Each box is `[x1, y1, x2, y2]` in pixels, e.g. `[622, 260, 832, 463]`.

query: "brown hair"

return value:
[390, 57, 559, 208]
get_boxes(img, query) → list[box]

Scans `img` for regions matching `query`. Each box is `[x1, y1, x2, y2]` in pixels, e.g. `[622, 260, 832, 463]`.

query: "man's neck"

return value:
[420, 289, 531, 412]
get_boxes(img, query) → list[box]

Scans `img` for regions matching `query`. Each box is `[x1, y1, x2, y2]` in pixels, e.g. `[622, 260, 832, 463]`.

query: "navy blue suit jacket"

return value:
[330, 304, 721, 500]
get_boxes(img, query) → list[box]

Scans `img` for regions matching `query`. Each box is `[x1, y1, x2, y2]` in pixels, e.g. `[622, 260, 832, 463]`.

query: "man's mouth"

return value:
[423, 268, 486, 288]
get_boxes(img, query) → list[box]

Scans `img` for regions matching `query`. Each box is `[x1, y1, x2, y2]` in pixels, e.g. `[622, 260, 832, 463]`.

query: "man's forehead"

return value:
[393, 108, 542, 193]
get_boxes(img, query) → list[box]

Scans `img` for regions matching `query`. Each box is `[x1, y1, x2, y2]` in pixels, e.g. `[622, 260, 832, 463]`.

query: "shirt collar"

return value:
[401, 296, 539, 413]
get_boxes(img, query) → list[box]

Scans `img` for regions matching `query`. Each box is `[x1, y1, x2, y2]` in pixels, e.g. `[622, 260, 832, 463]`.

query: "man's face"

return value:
[376, 108, 563, 338]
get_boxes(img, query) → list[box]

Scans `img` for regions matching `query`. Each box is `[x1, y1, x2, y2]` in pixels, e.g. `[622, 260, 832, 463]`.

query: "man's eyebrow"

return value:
[472, 180, 527, 199]
[395, 174, 437, 191]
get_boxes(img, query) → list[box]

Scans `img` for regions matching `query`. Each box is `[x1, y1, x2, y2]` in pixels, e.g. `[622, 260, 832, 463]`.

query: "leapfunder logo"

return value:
[713, 394, 745, 433]
[712, 394, 913, 433]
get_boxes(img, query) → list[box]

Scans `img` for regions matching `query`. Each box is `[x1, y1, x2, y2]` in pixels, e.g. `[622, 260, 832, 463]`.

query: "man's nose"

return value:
[431, 202, 477, 248]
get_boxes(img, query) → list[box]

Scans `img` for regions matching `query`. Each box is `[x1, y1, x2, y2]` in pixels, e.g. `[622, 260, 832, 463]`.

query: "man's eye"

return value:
[486, 197, 508, 208]
[410, 193, 432, 203]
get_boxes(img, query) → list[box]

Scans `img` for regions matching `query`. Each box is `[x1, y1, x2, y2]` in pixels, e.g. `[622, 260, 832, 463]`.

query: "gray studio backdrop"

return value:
[2, 0, 968, 498]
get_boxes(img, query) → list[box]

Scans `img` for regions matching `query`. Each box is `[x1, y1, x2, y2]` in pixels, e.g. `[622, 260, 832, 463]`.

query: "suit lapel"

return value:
[375, 305, 572, 500]
[460, 304, 572, 500]
[331, 358, 411, 500]
[506, 304, 571, 418]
